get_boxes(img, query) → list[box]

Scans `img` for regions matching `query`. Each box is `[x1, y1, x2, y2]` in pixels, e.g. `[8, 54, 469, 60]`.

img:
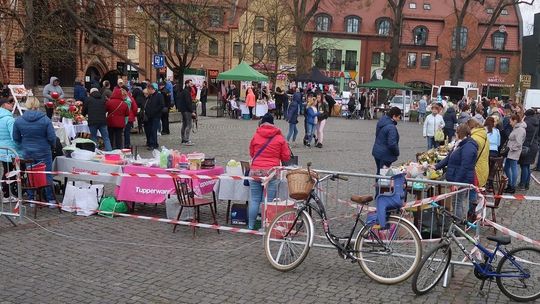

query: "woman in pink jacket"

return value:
[246, 86, 256, 119]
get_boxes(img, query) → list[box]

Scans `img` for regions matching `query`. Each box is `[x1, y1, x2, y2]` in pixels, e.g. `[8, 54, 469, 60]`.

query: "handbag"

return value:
[434, 128, 445, 142]
[499, 140, 509, 157]
[244, 136, 275, 186]
[282, 146, 299, 166]
[521, 146, 530, 157]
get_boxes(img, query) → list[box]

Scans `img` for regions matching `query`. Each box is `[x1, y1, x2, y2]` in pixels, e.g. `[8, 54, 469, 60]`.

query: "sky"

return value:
[520, 2, 540, 36]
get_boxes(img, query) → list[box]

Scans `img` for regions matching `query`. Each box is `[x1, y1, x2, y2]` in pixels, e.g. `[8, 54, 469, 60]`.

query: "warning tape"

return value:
[483, 194, 539, 201]
[19, 199, 264, 236]
[483, 218, 540, 247]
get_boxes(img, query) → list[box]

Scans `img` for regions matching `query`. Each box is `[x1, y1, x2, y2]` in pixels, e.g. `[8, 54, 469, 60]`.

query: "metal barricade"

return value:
[270, 167, 482, 288]
[0, 147, 23, 226]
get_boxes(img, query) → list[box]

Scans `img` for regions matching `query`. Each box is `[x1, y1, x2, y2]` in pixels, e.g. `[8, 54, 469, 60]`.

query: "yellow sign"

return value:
[520, 74, 531, 88]
[349, 71, 357, 80]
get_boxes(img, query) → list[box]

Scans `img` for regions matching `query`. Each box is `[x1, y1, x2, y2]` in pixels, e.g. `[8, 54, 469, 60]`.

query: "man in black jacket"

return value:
[82, 88, 112, 151]
[145, 83, 164, 150]
[159, 82, 171, 134]
[175, 79, 195, 145]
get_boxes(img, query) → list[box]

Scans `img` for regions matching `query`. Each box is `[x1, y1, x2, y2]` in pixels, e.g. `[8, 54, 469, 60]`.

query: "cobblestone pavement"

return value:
[1, 115, 539, 303]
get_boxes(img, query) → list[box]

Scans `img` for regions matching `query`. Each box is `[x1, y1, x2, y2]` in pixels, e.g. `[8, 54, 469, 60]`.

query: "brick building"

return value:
[308, 0, 522, 98]
[0, 2, 129, 89]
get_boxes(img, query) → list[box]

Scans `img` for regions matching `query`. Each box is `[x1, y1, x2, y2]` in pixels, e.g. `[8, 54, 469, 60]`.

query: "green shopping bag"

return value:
[98, 197, 128, 218]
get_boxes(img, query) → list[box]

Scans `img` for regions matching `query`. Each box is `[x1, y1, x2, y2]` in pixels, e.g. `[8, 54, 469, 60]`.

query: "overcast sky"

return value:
[520, 2, 540, 36]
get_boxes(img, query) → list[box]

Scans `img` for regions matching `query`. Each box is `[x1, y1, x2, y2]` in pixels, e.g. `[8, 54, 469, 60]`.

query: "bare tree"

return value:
[288, 0, 322, 75]
[450, 0, 534, 85]
[381, 0, 406, 81]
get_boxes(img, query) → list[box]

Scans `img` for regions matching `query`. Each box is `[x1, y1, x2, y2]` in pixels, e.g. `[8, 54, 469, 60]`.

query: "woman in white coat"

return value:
[423, 103, 445, 149]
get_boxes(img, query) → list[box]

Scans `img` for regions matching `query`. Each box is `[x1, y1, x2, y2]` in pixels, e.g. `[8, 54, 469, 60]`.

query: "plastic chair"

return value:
[172, 178, 219, 236]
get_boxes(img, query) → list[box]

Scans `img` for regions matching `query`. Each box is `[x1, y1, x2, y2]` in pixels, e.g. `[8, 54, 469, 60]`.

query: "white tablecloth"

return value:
[255, 104, 268, 117]
[239, 103, 249, 115]
[214, 178, 289, 202]
[53, 156, 123, 185]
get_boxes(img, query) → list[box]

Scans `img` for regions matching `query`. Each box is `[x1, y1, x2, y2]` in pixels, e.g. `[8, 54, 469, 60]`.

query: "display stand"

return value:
[8, 84, 31, 116]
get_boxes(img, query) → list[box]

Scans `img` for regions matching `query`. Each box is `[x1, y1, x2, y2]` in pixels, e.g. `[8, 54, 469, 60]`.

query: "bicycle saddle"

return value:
[350, 195, 373, 205]
[487, 235, 511, 245]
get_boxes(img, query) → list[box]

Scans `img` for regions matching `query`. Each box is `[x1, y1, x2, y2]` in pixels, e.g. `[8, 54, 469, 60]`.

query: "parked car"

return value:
[389, 95, 412, 116]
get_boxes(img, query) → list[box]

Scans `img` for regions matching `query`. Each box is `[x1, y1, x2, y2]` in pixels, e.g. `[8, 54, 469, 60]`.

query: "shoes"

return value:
[48, 200, 58, 209]
[292, 142, 297, 148]
[316, 143, 323, 148]
[157, 132, 161, 136]
[517, 185, 529, 191]
[161, 132, 170, 135]
[503, 186, 515, 194]
[532, 168, 540, 172]
[184, 141, 194, 146]
[146, 146, 154, 151]
[305, 143, 311, 148]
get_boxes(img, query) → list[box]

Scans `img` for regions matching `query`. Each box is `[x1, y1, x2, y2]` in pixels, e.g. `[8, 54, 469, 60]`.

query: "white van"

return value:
[431, 82, 480, 104]
[524, 89, 540, 110]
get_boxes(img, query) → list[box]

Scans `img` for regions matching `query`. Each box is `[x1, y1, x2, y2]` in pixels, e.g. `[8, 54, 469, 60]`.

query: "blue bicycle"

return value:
[411, 202, 540, 302]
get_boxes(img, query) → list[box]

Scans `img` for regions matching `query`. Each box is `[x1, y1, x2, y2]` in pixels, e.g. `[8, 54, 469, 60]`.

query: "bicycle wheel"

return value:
[496, 246, 540, 302]
[355, 216, 422, 284]
[411, 242, 452, 295]
[264, 209, 312, 271]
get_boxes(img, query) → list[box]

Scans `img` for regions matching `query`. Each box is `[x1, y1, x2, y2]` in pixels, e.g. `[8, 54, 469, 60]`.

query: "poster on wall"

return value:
[184, 74, 206, 100]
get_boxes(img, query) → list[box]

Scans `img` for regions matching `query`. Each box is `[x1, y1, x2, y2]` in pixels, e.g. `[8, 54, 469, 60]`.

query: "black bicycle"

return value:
[264, 164, 422, 284]
[412, 202, 540, 302]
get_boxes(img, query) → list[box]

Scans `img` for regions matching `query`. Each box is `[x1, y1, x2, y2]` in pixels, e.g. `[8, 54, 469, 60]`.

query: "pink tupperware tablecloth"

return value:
[115, 165, 224, 203]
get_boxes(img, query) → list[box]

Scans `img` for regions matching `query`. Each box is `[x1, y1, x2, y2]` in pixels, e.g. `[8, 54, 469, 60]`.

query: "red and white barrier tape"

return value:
[19, 199, 263, 236]
[483, 218, 540, 247]
[483, 194, 540, 201]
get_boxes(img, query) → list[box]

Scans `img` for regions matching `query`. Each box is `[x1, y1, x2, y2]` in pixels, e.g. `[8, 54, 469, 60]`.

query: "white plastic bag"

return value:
[62, 181, 104, 216]
[226, 159, 243, 176]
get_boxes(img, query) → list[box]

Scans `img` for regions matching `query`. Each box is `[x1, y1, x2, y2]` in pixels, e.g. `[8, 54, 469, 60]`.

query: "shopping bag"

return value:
[98, 196, 128, 218]
[62, 181, 104, 216]
[434, 129, 445, 142]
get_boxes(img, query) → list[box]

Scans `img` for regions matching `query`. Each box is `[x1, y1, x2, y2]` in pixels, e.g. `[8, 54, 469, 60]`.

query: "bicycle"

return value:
[264, 164, 422, 284]
[411, 202, 540, 302]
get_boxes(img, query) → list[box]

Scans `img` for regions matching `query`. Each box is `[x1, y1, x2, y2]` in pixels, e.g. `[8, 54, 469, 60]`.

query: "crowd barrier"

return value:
[6, 163, 540, 288]
[0, 147, 22, 226]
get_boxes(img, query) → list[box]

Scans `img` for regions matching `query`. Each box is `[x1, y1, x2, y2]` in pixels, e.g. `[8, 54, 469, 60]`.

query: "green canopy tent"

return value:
[217, 61, 269, 81]
[357, 79, 413, 118]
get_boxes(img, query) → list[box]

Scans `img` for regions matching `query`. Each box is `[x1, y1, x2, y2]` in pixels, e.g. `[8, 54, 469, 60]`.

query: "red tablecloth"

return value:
[115, 165, 224, 203]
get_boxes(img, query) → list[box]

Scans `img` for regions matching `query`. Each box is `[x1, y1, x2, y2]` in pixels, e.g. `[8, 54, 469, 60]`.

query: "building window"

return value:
[372, 52, 381, 65]
[128, 35, 136, 49]
[345, 50, 357, 70]
[345, 16, 360, 33]
[175, 39, 184, 53]
[314, 48, 328, 69]
[452, 27, 468, 50]
[407, 52, 417, 68]
[268, 18, 277, 33]
[329, 49, 342, 70]
[500, 57, 510, 73]
[159, 37, 168, 51]
[420, 53, 431, 68]
[413, 26, 428, 46]
[315, 14, 331, 32]
[253, 43, 264, 60]
[288, 46, 296, 60]
[376, 18, 391, 36]
[409, 2, 417, 9]
[209, 40, 218, 56]
[486, 8, 494, 14]
[233, 42, 242, 57]
[255, 16, 265, 31]
[268, 45, 277, 61]
[492, 31, 506, 50]
[501, 9, 509, 15]
[209, 8, 223, 27]
[485, 57, 496, 73]
[423, 3, 431, 10]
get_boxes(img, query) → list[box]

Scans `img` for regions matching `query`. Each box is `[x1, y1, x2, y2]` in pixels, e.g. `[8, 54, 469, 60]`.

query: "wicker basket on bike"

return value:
[286, 169, 318, 200]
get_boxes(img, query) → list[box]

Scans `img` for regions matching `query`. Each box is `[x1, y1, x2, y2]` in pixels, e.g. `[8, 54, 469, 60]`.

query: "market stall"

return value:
[357, 79, 412, 119]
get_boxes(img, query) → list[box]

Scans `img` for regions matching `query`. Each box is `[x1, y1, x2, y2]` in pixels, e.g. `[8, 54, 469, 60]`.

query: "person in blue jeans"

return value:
[247, 113, 291, 230]
[83, 88, 112, 151]
[518, 109, 539, 190]
[305, 97, 320, 147]
[12, 98, 57, 208]
[504, 114, 526, 194]
[285, 93, 299, 146]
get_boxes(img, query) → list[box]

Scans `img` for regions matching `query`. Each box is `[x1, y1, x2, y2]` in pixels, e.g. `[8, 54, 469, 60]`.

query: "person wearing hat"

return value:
[0, 98, 21, 200]
[247, 113, 290, 230]
[82, 88, 112, 151]
[144, 83, 164, 150]
[158, 81, 171, 135]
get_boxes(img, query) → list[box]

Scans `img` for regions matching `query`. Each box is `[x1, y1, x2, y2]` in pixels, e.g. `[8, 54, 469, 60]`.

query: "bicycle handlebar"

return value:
[430, 202, 478, 229]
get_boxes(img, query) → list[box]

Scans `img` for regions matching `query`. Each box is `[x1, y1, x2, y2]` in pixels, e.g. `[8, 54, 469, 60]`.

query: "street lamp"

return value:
[433, 52, 441, 87]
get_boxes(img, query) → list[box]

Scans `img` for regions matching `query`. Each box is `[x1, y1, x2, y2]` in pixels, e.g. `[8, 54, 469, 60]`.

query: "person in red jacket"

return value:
[247, 113, 291, 230]
[121, 85, 138, 149]
[106, 87, 129, 150]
